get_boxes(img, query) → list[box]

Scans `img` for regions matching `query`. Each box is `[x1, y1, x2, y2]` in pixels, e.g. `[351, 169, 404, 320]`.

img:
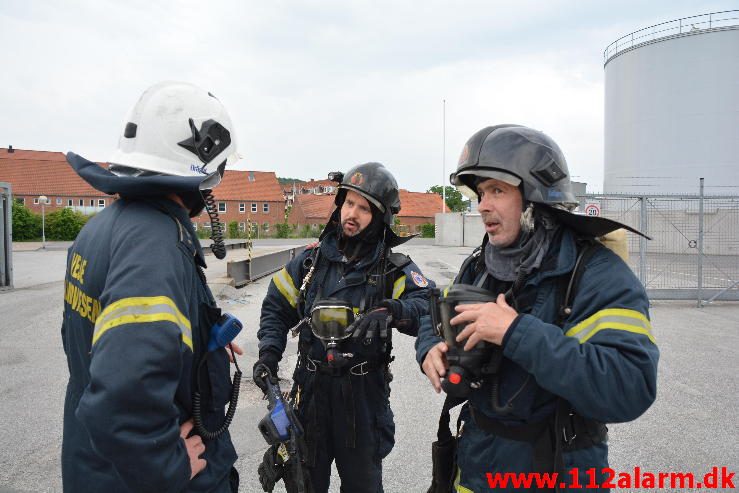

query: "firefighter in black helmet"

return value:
[417, 125, 658, 492]
[255, 162, 435, 492]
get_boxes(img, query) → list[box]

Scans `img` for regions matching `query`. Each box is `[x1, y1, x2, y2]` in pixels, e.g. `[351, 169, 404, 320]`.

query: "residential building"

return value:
[397, 189, 448, 233]
[287, 188, 448, 234]
[0, 147, 112, 214]
[193, 169, 285, 235]
[0, 147, 287, 237]
[283, 178, 337, 206]
[288, 193, 336, 229]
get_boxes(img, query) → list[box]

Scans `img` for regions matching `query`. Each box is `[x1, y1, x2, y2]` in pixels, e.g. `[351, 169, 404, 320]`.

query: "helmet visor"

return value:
[452, 169, 521, 199]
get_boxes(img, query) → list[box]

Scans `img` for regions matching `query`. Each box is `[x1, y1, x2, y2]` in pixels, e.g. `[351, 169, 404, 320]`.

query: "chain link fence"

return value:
[577, 189, 739, 305]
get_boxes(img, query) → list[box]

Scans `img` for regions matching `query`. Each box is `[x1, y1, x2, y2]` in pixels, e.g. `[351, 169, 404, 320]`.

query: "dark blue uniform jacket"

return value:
[61, 197, 236, 493]
[415, 228, 659, 492]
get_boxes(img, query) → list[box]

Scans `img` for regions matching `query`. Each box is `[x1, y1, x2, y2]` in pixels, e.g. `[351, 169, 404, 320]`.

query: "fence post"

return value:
[0, 182, 13, 289]
[697, 178, 705, 307]
[639, 196, 648, 286]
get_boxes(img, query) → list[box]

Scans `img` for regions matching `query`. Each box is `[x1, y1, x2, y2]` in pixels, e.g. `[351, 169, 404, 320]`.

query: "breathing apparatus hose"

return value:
[193, 344, 242, 440]
[203, 189, 227, 259]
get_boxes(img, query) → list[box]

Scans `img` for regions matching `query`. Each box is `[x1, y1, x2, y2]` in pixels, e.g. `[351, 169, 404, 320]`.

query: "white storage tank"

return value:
[604, 11, 739, 195]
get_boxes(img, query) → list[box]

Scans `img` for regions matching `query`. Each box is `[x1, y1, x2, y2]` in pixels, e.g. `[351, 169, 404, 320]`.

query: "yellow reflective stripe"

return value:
[565, 308, 655, 344]
[443, 279, 453, 297]
[273, 267, 299, 308]
[454, 467, 473, 493]
[93, 296, 192, 350]
[392, 275, 406, 299]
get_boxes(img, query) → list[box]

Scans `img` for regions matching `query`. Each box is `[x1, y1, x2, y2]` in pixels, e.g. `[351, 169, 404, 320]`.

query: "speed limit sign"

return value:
[584, 203, 601, 217]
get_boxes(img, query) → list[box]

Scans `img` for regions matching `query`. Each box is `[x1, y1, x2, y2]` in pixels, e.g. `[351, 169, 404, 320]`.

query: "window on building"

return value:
[203, 222, 211, 229]
[263, 222, 270, 232]
[263, 203, 269, 213]
[56, 198, 62, 205]
[218, 202, 226, 213]
[33, 198, 39, 205]
[98, 199, 106, 208]
[90, 199, 95, 207]
[251, 203, 257, 213]
[67, 199, 73, 206]
[239, 222, 246, 232]
[15, 198, 24, 205]
[239, 203, 245, 213]
[79, 199, 84, 206]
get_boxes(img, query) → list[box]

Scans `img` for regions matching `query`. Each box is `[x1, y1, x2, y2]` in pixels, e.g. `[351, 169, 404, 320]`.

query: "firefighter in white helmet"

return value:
[62, 81, 242, 492]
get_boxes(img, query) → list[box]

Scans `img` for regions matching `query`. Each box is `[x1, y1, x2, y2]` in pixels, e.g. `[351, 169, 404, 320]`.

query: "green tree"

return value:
[427, 185, 470, 212]
[277, 177, 306, 186]
[46, 208, 89, 241]
[11, 201, 42, 240]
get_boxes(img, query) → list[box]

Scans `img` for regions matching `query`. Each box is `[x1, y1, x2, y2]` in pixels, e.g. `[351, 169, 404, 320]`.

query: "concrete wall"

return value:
[434, 212, 485, 247]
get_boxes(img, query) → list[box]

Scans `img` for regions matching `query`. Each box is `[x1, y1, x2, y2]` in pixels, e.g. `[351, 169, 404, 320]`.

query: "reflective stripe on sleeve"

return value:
[93, 296, 193, 350]
[273, 267, 299, 308]
[564, 308, 655, 344]
[454, 468, 474, 493]
[392, 275, 406, 299]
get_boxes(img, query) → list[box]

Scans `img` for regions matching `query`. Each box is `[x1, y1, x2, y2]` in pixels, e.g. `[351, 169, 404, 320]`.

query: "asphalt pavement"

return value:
[0, 239, 737, 492]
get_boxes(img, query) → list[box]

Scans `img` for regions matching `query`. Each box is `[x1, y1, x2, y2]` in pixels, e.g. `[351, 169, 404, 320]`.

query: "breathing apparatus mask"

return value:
[430, 284, 503, 398]
[294, 298, 357, 368]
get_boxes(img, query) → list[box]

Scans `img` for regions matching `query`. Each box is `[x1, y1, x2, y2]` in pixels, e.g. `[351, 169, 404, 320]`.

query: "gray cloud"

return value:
[1, 0, 734, 193]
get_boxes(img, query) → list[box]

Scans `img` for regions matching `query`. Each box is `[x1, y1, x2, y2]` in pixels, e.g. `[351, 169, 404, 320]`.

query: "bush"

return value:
[44, 208, 89, 240]
[420, 223, 435, 238]
[11, 202, 42, 240]
[227, 221, 239, 239]
[275, 223, 291, 239]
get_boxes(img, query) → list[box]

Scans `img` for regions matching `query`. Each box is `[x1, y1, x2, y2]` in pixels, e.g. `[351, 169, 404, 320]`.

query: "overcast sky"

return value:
[1, 0, 735, 192]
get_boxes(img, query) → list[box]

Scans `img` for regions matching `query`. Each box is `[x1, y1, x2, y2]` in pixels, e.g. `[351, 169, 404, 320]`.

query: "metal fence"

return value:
[577, 187, 739, 305]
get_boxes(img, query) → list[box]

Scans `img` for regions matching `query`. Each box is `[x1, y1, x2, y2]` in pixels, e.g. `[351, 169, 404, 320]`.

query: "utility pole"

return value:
[442, 99, 446, 213]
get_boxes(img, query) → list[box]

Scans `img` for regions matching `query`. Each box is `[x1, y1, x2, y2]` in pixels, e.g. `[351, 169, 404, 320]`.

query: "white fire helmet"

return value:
[108, 81, 238, 189]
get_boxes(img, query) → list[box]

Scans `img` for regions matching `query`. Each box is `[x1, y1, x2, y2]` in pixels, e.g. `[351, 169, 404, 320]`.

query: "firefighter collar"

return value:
[66, 152, 214, 197]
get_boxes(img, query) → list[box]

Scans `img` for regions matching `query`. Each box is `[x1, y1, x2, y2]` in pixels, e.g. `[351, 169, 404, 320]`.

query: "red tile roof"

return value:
[0, 148, 285, 203]
[0, 148, 109, 196]
[216, 170, 284, 202]
[294, 193, 336, 220]
[398, 189, 448, 218]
